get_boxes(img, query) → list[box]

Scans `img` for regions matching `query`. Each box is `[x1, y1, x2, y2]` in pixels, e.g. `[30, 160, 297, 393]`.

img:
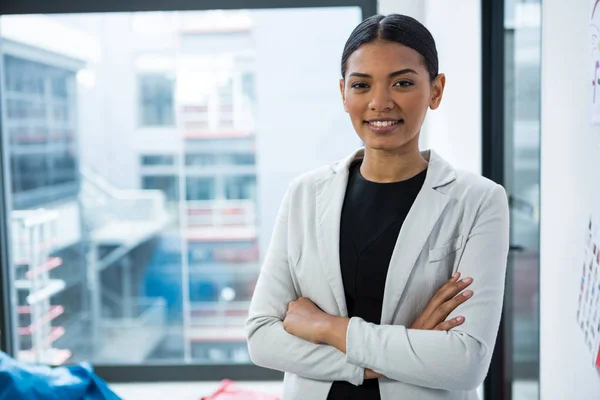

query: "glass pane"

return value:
[504, 0, 541, 398]
[1, 7, 361, 366]
[139, 74, 175, 127]
[140, 155, 176, 166]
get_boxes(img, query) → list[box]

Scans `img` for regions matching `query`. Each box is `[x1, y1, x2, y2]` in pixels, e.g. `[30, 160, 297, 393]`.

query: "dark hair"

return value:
[341, 14, 439, 81]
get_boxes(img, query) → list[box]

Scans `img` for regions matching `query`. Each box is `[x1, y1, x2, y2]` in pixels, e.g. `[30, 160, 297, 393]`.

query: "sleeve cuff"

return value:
[343, 317, 365, 385]
[348, 363, 365, 386]
[345, 317, 367, 367]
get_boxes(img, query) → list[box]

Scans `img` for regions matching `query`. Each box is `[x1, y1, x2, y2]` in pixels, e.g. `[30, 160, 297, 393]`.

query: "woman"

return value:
[246, 14, 509, 400]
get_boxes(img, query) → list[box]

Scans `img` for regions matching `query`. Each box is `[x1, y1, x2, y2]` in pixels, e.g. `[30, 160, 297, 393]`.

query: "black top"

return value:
[327, 160, 427, 400]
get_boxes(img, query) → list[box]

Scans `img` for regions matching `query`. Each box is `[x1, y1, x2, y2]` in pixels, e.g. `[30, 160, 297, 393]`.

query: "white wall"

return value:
[423, 0, 481, 174]
[378, 0, 424, 19]
[378, 0, 482, 174]
[540, 0, 600, 398]
[253, 7, 362, 254]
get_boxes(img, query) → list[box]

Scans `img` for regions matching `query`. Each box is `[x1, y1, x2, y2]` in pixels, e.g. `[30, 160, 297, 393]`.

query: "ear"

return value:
[339, 78, 348, 113]
[429, 73, 446, 110]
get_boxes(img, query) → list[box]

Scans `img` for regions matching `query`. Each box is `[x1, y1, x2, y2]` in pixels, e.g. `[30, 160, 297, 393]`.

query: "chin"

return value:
[357, 124, 417, 152]
[362, 136, 411, 152]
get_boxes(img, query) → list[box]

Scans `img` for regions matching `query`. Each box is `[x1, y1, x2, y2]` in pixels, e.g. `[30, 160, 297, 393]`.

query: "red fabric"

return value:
[201, 380, 280, 400]
[595, 347, 600, 369]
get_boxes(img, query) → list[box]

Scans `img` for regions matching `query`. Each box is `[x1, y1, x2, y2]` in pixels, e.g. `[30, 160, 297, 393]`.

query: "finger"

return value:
[426, 276, 473, 314]
[433, 316, 465, 331]
[437, 276, 473, 303]
[417, 276, 473, 328]
[432, 289, 473, 322]
[436, 277, 473, 301]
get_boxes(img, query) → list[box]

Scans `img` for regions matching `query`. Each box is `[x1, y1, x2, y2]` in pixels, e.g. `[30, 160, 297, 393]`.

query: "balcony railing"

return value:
[80, 166, 169, 231]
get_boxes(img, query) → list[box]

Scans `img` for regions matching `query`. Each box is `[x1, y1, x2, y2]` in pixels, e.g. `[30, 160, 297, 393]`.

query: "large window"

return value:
[0, 3, 369, 381]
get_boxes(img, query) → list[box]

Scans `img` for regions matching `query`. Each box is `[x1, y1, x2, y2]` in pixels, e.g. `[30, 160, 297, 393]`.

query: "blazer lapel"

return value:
[381, 150, 456, 324]
[314, 153, 358, 317]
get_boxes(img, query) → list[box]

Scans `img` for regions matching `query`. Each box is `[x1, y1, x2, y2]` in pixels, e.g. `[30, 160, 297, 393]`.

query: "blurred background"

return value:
[0, 0, 577, 399]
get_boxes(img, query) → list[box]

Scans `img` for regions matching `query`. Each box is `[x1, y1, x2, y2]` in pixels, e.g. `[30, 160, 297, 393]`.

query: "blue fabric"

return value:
[0, 351, 121, 400]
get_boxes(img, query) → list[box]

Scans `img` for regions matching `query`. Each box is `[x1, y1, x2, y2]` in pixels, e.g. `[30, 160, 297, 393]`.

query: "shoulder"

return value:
[286, 163, 336, 194]
[427, 149, 505, 206]
[453, 169, 501, 193]
[450, 169, 508, 212]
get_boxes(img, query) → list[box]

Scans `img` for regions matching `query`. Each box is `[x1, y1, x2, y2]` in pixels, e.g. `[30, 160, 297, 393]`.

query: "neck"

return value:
[360, 144, 428, 183]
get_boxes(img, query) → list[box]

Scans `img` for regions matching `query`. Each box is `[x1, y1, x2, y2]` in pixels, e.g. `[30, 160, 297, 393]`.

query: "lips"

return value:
[364, 118, 404, 133]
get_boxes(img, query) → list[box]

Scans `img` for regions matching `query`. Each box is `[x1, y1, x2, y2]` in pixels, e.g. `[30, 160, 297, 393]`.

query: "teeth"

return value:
[369, 120, 398, 127]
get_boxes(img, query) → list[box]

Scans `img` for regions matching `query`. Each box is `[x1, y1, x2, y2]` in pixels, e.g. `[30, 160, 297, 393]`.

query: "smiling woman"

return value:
[246, 14, 509, 400]
[338, 16, 445, 184]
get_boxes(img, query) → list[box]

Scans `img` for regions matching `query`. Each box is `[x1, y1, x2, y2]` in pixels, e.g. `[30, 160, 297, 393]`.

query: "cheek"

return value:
[396, 93, 429, 120]
[346, 105, 361, 120]
[344, 95, 366, 119]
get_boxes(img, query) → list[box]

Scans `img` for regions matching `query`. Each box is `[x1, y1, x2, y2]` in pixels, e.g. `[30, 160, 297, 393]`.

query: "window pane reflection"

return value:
[1, 8, 361, 366]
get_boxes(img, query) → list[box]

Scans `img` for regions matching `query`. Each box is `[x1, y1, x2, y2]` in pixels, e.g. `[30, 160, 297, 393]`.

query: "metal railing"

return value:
[11, 209, 69, 365]
[79, 166, 168, 230]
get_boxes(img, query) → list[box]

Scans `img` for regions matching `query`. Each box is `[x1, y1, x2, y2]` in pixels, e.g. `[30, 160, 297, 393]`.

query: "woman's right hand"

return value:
[364, 273, 473, 380]
[410, 272, 473, 331]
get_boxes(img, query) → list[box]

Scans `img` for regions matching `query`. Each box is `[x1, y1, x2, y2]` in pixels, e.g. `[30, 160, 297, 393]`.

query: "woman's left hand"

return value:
[283, 297, 330, 343]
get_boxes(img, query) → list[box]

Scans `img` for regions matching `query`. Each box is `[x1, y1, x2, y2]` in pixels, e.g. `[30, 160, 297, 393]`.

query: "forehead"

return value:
[346, 41, 427, 75]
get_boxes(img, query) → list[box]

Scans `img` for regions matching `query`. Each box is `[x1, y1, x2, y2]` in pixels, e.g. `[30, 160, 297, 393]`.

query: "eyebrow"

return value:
[348, 69, 419, 79]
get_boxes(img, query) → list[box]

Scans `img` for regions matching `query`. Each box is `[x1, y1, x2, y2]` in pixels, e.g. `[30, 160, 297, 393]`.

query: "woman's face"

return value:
[340, 41, 445, 153]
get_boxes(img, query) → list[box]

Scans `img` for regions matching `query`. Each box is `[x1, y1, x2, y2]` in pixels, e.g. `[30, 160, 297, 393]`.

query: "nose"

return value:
[369, 87, 394, 112]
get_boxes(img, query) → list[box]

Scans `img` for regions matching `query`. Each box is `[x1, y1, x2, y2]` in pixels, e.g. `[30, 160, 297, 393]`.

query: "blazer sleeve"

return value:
[246, 182, 365, 386]
[344, 184, 510, 391]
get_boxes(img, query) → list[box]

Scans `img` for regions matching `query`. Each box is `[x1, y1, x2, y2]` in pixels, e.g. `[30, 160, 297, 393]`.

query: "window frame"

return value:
[481, 1, 524, 400]
[0, 0, 376, 383]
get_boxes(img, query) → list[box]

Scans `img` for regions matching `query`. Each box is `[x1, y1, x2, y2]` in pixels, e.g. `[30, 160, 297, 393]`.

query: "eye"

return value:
[350, 82, 370, 89]
[394, 80, 414, 88]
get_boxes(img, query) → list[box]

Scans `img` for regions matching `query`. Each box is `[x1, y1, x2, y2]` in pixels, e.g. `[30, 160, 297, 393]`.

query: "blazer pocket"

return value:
[428, 235, 464, 262]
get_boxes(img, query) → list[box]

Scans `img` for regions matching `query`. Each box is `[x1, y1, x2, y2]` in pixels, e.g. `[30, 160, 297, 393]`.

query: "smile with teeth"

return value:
[367, 120, 400, 127]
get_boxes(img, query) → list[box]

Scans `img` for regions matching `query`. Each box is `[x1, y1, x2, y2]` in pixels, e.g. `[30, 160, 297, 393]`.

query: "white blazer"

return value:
[246, 148, 509, 400]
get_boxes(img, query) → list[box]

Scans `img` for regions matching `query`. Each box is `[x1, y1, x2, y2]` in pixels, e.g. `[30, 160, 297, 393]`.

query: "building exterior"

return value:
[1, 7, 363, 365]
[1, 11, 260, 365]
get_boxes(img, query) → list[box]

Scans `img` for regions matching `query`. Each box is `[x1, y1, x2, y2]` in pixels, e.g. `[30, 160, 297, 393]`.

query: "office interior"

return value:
[0, 0, 597, 399]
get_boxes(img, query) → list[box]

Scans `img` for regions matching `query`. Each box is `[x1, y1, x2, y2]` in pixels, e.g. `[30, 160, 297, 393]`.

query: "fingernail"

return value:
[463, 290, 473, 297]
[462, 277, 472, 283]
[456, 316, 464, 322]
